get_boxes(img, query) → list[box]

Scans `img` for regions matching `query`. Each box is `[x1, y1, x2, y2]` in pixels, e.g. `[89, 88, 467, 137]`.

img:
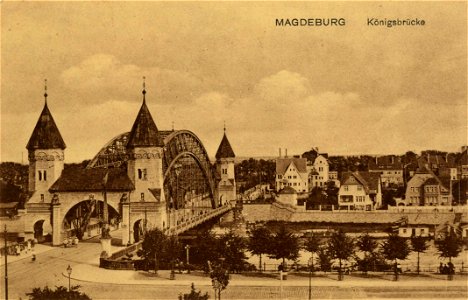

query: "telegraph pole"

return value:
[4, 224, 8, 300]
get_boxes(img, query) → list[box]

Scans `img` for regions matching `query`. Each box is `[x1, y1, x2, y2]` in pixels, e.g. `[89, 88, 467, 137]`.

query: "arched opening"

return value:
[64, 199, 120, 240]
[133, 219, 146, 242]
[34, 220, 45, 242]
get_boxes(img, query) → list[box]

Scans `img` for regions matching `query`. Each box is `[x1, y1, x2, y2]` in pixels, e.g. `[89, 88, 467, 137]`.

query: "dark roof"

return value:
[457, 149, 468, 165]
[215, 133, 235, 159]
[276, 157, 307, 174]
[423, 177, 439, 185]
[341, 171, 380, 193]
[368, 156, 402, 170]
[127, 98, 163, 148]
[149, 188, 162, 202]
[50, 167, 134, 192]
[278, 186, 297, 194]
[26, 103, 66, 150]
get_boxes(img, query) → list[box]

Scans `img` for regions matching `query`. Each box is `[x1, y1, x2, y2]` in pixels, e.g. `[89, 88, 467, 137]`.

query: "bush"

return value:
[27, 285, 91, 300]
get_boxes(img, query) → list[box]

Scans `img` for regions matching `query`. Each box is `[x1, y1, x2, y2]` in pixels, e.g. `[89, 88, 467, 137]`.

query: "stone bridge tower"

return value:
[215, 127, 236, 205]
[25, 81, 66, 243]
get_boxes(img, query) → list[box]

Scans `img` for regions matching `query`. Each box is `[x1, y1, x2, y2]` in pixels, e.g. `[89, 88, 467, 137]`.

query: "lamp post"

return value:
[185, 244, 191, 273]
[4, 225, 8, 300]
[66, 265, 72, 292]
[308, 257, 313, 300]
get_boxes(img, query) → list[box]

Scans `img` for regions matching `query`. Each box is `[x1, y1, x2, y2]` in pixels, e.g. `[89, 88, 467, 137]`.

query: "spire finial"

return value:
[44, 79, 48, 104]
[142, 76, 146, 100]
[223, 121, 226, 133]
[172, 121, 174, 131]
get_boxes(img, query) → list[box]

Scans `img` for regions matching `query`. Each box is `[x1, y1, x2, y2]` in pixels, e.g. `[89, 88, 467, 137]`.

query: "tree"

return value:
[178, 283, 209, 300]
[356, 234, 378, 275]
[303, 233, 321, 273]
[436, 230, 464, 280]
[210, 264, 230, 300]
[247, 226, 272, 272]
[140, 228, 167, 274]
[218, 231, 248, 273]
[267, 224, 300, 268]
[165, 234, 182, 279]
[327, 230, 355, 280]
[410, 235, 429, 275]
[317, 247, 332, 272]
[27, 285, 91, 300]
[381, 233, 411, 281]
[191, 229, 220, 271]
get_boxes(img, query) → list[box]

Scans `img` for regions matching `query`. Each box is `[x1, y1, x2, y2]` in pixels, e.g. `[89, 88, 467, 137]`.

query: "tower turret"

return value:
[126, 78, 165, 205]
[215, 125, 236, 204]
[26, 80, 66, 197]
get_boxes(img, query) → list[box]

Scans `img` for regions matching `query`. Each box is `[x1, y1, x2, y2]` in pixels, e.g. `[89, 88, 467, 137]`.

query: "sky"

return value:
[1, 1, 467, 163]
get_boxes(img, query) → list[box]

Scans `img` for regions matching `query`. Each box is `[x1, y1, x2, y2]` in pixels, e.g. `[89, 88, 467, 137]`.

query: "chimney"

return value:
[285, 148, 288, 158]
[279, 148, 282, 158]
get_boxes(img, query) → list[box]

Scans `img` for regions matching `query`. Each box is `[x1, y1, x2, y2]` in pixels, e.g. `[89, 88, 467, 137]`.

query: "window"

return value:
[278, 175, 282, 179]
[141, 193, 145, 201]
[357, 186, 362, 191]
[293, 175, 297, 179]
[43, 171, 47, 181]
[138, 169, 147, 180]
[319, 167, 323, 171]
[420, 229, 425, 233]
[38, 171, 42, 181]
[402, 229, 407, 234]
[40, 194, 44, 202]
[344, 185, 348, 191]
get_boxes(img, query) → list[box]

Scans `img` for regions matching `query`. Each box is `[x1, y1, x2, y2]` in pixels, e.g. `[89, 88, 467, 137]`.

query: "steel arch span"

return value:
[87, 130, 218, 208]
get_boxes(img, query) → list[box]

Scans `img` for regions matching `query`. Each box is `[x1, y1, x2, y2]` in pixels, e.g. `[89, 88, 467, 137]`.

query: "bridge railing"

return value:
[167, 202, 232, 235]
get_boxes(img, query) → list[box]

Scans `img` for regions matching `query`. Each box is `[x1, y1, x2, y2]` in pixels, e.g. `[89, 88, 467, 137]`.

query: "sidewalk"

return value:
[0, 243, 53, 266]
[66, 260, 468, 288]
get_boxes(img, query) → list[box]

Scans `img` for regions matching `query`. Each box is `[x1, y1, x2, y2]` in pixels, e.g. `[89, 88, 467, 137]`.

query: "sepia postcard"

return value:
[1, 1, 467, 300]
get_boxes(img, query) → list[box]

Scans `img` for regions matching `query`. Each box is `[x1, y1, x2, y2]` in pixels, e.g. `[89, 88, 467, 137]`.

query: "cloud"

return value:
[60, 54, 207, 106]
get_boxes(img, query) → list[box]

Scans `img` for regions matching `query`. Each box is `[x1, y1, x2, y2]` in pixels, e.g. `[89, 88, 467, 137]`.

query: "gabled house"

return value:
[275, 157, 308, 193]
[404, 170, 452, 206]
[338, 171, 382, 210]
[303, 147, 329, 189]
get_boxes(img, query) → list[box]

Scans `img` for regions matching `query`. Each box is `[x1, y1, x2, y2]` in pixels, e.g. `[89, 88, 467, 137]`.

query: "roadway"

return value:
[1, 239, 467, 300]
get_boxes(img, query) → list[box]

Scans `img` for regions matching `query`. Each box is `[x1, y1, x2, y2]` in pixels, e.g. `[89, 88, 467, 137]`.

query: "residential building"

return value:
[338, 171, 382, 210]
[404, 171, 452, 206]
[275, 156, 308, 193]
[457, 147, 468, 179]
[303, 147, 329, 189]
[368, 155, 403, 187]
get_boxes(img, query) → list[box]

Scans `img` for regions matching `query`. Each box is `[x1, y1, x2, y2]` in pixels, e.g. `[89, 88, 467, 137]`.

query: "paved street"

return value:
[1, 239, 467, 300]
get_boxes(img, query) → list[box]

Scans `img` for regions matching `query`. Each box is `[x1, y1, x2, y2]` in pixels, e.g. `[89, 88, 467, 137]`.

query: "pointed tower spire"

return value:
[215, 126, 235, 160]
[142, 76, 146, 103]
[127, 78, 163, 148]
[26, 81, 66, 150]
[44, 79, 48, 105]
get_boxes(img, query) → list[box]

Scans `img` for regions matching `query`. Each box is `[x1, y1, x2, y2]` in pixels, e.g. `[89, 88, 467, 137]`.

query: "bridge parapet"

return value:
[166, 202, 232, 235]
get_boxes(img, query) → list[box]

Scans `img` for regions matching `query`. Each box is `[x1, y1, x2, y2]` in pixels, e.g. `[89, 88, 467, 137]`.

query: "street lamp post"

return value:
[66, 265, 72, 292]
[185, 244, 191, 273]
[4, 225, 8, 300]
[308, 257, 313, 300]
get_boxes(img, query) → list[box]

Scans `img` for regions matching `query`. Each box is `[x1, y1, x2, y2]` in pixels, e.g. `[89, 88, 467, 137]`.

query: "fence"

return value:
[256, 262, 468, 275]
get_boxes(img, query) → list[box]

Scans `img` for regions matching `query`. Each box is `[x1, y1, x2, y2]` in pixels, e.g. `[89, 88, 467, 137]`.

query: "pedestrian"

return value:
[31, 248, 36, 262]
[448, 262, 454, 275]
